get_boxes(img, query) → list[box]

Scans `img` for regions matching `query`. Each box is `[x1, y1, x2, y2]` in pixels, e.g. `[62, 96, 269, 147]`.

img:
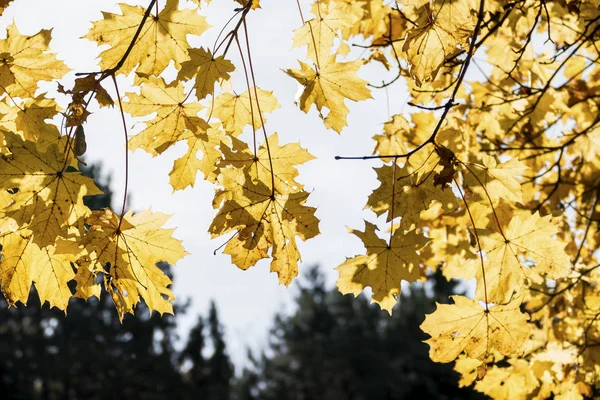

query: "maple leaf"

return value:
[402, 1, 476, 86]
[73, 252, 102, 301]
[336, 221, 428, 313]
[286, 55, 372, 133]
[0, 231, 35, 306]
[85, 0, 209, 76]
[458, 211, 572, 303]
[124, 76, 209, 156]
[421, 295, 530, 362]
[213, 87, 279, 136]
[0, 220, 76, 310]
[474, 360, 539, 399]
[178, 47, 235, 99]
[84, 209, 188, 319]
[210, 135, 319, 285]
[169, 124, 227, 189]
[464, 155, 528, 204]
[0, 132, 101, 247]
[367, 163, 458, 230]
[32, 242, 78, 310]
[0, 95, 62, 149]
[293, 0, 363, 62]
[372, 114, 411, 159]
[0, 24, 68, 98]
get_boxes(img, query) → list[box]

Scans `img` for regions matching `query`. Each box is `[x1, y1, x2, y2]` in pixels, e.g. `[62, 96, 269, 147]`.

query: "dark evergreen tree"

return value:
[239, 266, 487, 400]
[180, 301, 234, 400]
[180, 314, 209, 398]
[206, 301, 234, 400]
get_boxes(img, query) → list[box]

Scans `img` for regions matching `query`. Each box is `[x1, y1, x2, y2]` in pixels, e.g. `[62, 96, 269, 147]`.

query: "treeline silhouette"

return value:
[0, 166, 486, 400]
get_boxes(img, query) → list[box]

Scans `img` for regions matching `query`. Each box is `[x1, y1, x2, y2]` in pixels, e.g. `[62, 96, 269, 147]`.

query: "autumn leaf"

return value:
[367, 163, 458, 230]
[58, 74, 114, 108]
[421, 295, 530, 362]
[32, 242, 78, 310]
[124, 76, 209, 156]
[457, 211, 572, 303]
[210, 135, 319, 285]
[474, 360, 539, 399]
[402, 1, 476, 86]
[213, 87, 279, 136]
[0, 217, 77, 311]
[463, 155, 528, 204]
[292, 0, 363, 62]
[336, 221, 428, 313]
[0, 95, 62, 149]
[85, 0, 209, 76]
[0, 24, 68, 98]
[372, 114, 411, 159]
[178, 47, 235, 100]
[0, 231, 35, 306]
[0, 132, 101, 247]
[84, 209, 188, 319]
[169, 124, 227, 189]
[286, 55, 371, 133]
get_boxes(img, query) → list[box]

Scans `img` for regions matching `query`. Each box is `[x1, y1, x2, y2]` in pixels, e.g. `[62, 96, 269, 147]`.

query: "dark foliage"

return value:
[237, 267, 487, 400]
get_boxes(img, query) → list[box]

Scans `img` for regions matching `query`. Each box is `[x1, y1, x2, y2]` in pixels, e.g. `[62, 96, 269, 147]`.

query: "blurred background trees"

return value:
[0, 165, 485, 399]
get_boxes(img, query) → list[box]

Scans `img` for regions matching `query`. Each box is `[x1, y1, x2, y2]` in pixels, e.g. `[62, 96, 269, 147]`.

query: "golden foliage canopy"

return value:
[1, 0, 600, 397]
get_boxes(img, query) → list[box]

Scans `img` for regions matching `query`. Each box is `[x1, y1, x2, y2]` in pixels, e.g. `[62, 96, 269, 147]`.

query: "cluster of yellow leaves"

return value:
[286, 0, 372, 133]
[2, 0, 600, 397]
[86, 0, 320, 287]
[0, 20, 188, 319]
[0, 0, 324, 319]
[284, 0, 600, 397]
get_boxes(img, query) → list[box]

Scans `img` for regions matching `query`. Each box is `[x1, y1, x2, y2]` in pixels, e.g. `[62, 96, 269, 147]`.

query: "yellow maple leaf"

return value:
[32, 243, 78, 310]
[0, 231, 35, 306]
[0, 24, 68, 98]
[124, 76, 209, 156]
[0, 95, 62, 149]
[213, 87, 280, 136]
[372, 114, 411, 159]
[286, 55, 372, 133]
[84, 208, 188, 319]
[0, 132, 101, 247]
[0, 221, 76, 310]
[402, 1, 476, 86]
[474, 360, 539, 399]
[421, 295, 530, 362]
[72, 251, 102, 301]
[85, 0, 209, 76]
[210, 135, 319, 285]
[169, 124, 228, 190]
[367, 163, 458, 230]
[460, 211, 572, 303]
[464, 155, 528, 204]
[178, 47, 235, 100]
[293, 0, 363, 62]
[336, 221, 428, 313]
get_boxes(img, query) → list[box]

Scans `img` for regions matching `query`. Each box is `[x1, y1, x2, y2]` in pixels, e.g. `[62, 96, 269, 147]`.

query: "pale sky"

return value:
[4, 0, 411, 364]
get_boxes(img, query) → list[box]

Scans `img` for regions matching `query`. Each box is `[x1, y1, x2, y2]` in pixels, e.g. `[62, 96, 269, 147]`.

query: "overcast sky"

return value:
[4, 0, 412, 364]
